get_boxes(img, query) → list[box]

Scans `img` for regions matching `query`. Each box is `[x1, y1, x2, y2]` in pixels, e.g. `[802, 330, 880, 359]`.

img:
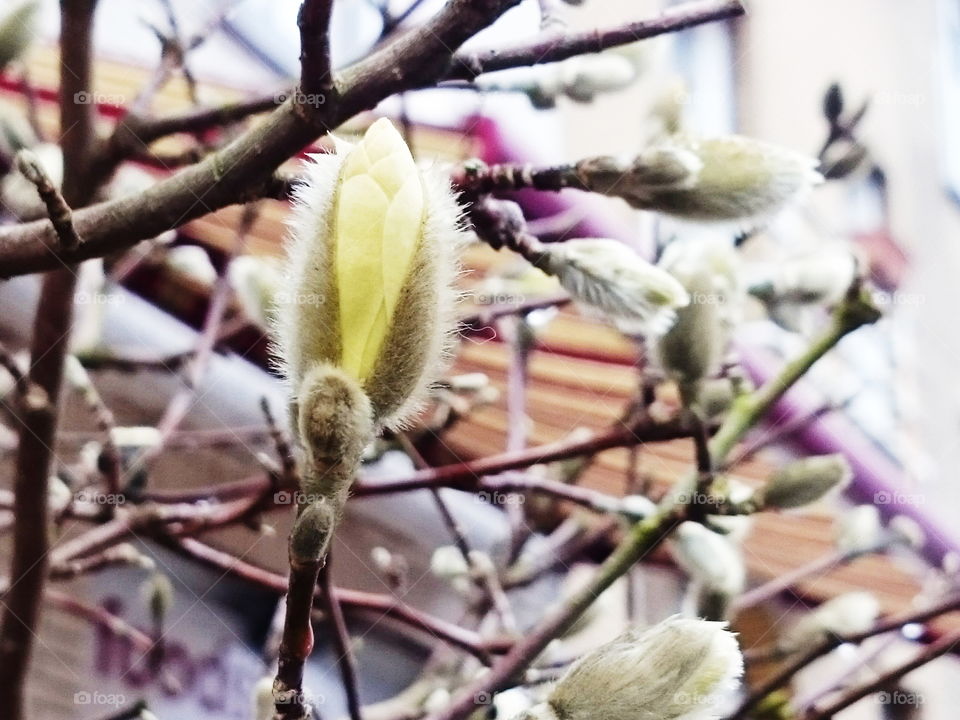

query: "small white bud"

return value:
[834, 504, 883, 554]
[527, 616, 742, 720]
[620, 494, 657, 520]
[778, 592, 880, 654]
[430, 545, 469, 579]
[761, 455, 852, 509]
[228, 254, 283, 329]
[467, 550, 496, 576]
[446, 372, 490, 392]
[1, 142, 62, 219]
[370, 546, 393, 572]
[538, 238, 690, 336]
[749, 246, 857, 309]
[671, 522, 746, 618]
[423, 687, 451, 714]
[110, 426, 163, 451]
[47, 476, 72, 513]
[252, 675, 275, 720]
[889, 515, 925, 550]
[165, 245, 218, 286]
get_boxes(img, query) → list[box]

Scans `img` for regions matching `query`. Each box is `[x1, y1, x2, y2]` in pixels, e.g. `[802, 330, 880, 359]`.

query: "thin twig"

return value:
[14, 150, 81, 250]
[320, 559, 363, 720]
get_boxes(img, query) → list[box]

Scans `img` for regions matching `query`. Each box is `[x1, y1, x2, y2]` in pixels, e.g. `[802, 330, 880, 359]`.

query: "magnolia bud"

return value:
[430, 545, 469, 579]
[165, 245, 217, 286]
[110, 426, 163, 451]
[1, 142, 61, 219]
[538, 238, 689, 336]
[520, 616, 742, 720]
[834, 504, 883, 554]
[671, 522, 746, 619]
[578, 135, 821, 226]
[889, 515, 925, 550]
[290, 499, 337, 565]
[277, 117, 465, 434]
[140, 573, 174, 624]
[229, 254, 283, 329]
[761, 455, 851, 509]
[778, 592, 880, 654]
[252, 675, 275, 720]
[0, 1, 38, 70]
[653, 236, 740, 400]
[749, 247, 857, 308]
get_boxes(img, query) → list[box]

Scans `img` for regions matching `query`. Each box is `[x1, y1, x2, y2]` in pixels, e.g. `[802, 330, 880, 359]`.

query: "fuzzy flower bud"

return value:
[0, 1, 38, 71]
[835, 504, 883, 554]
[653, 236, 741, 401]
[761, 454, 852, 509]
[778, 592, 880, 654]
[576, 135, 821, 227]
[277, 117, 464, 438]
[430, 545, 470, 579]
[671, 522, 746, 620]
[519, 616, 743, 720]
[228, 254, 283, 329]
[275, 118, 465, 561]
[537, 238, 689, 336]
[748, 246, 857, 310]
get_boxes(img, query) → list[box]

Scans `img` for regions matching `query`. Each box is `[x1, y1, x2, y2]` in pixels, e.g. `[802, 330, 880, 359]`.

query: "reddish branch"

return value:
[319, 559, 363, 720]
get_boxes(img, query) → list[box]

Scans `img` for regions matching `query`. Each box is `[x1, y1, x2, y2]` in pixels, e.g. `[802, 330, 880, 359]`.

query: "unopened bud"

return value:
[778, 592, 880, 654]
[538, 238, 689, 336]
[671, 522, 746, 618]
[140, 573, 174, 624]
[834, 504, 883, 554]
[290, 500, 337, 564]
[761, 455, 851, 509]
[521, 616, 742, 720]
[430, 545, 469, 579]
[0, 2, 38, 70]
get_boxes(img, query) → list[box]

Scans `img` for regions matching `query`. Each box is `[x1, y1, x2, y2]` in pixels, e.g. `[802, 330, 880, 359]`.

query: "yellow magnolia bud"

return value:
[277, 117, 464, 432]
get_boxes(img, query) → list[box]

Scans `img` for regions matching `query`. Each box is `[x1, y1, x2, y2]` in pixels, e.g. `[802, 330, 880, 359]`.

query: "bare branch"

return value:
[298, 0, 336, 98]
[14, 150, 81, 250]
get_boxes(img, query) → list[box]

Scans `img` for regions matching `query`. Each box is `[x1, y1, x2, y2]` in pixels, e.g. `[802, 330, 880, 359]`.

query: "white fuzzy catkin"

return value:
[671, 522, 746, 620]
[539, 238, 690, 336]
[834, 504, 883, 554]
[761, 454, 852, 509]
[778, 592, 880, 655]
[653, 235, 741, 400]
[520, 616, 743, 720]
[576, 135, 821, 228]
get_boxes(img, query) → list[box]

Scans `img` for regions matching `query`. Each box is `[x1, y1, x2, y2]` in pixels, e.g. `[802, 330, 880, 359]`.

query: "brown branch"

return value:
[275, 554, 323, 720]
[319, 559, 363, 720]
[444, 0, 745, 81]
[298, 0, 337, 98]
[0, 0, 748, 277]
[170, 537, 502, 661]
[14, 150, 81, 250]
[0, 3, 101, 717]
[728, 593, 960, 720]
[804, 631, 960, 720]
